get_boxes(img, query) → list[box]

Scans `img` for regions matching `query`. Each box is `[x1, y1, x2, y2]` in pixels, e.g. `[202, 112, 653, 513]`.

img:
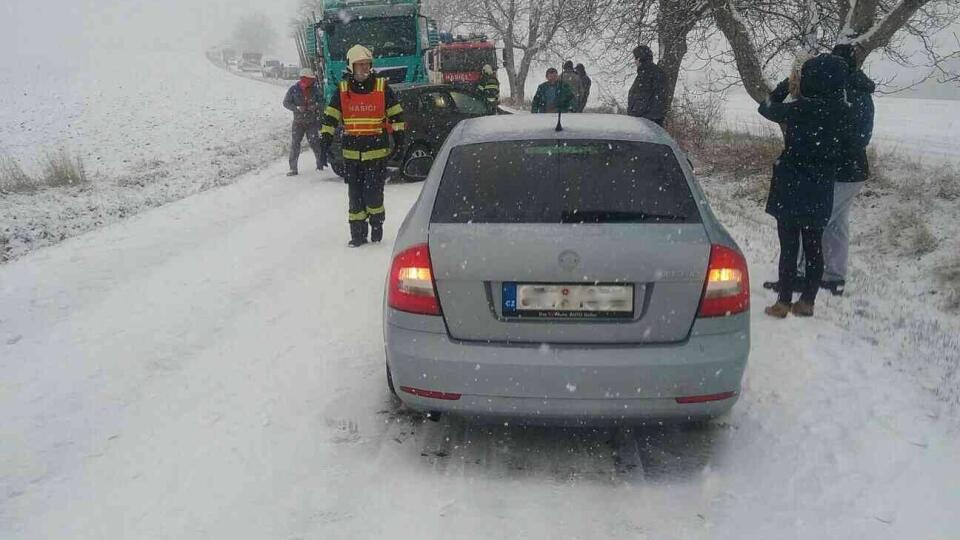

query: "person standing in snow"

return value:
[575, 63, 592, 112]
[560, 61, 584, 112]
[627, 45, 668, 125]
[477, 64, 500, 113]
[531, 68, 575, 114]
[320, 45, 405, 248]
[820, 43, 876, 296]
[758, 54, 853, 318]
[283, 68, 327, 176]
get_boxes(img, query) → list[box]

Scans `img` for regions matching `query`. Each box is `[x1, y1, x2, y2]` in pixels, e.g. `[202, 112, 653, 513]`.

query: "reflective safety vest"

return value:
[339, 78, 388, 136]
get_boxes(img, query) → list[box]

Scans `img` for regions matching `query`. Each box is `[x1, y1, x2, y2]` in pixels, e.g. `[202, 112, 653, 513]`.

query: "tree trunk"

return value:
[502, 43, 524, 104]
[657, 0, 700, 114]
[708, 0, 772, 104]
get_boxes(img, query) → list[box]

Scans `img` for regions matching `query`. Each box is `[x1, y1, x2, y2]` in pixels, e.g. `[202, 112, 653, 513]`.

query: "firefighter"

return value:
[477, 64, 500, 112]
[320, 45, 405, 247]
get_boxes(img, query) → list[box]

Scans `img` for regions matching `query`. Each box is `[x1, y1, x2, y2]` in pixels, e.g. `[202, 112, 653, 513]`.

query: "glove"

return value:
[320, 132, 333, 149]
[390, 132, 405, 160]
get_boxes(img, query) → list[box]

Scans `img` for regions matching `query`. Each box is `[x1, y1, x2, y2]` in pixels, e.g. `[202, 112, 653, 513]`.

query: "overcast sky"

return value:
[0, 0, 300, 64]
[1, 1, 955, 97]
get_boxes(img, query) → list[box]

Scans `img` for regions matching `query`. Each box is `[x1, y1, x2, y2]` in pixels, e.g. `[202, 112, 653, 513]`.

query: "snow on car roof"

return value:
[453, 113, 674, 146]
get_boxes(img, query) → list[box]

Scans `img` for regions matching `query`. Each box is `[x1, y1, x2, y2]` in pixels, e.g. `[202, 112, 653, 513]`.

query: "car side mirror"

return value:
[403, 156, 434, 181]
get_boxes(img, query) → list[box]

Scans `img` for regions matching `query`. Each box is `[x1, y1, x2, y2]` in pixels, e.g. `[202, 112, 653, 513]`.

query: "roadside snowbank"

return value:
[0, 48, 291, 262]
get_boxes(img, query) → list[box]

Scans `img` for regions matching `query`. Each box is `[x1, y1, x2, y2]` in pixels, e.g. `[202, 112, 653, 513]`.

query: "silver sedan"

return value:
[383, 114, 750, 424]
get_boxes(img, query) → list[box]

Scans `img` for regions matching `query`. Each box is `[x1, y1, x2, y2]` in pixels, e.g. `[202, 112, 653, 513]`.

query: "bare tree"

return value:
[554, 1, 713, 113]
[708, 0, 960, 103]
[452, 0, 594, 104]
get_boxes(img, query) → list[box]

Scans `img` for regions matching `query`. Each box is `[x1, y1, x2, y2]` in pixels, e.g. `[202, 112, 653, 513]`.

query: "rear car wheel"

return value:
[400, 144, 433, 183]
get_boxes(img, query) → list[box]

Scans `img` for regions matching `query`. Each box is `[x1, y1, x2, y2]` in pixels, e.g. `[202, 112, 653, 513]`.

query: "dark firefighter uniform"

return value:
[477, 67, 500, 111]
[320, 75, 405, 246]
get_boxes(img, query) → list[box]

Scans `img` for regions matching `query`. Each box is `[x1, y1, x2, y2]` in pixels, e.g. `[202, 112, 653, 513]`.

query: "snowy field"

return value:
[0, 49, 286, 177]
[0, 49, 292, 261]
[1, 150, 959, 538]
[721, 91, 960, 166]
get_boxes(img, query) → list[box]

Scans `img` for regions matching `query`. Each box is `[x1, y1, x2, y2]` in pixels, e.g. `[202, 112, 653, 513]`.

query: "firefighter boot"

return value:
[371, 223, 383, 243]
[348, 221, 368, 248]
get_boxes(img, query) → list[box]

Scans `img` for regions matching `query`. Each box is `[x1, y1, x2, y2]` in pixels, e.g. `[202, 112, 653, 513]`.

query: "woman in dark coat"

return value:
[758, 54, 853, 318]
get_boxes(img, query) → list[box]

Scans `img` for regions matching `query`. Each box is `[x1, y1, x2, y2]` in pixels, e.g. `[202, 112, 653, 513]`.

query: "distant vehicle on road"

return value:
[281, 65, 301, 80]
[261, 59, 282, 78]
[383, 114, 751, 425]
[240, 52, 263, 72]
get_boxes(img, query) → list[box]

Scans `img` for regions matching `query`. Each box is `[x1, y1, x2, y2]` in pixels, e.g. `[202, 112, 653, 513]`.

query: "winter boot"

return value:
[348, 221, 368, 248]
[370, 224, 383, 243]
[286, 170, 299, 177]
[820, 280, 845, 297]
[791, 302, 815, 317]
[764, 302, 792, 319]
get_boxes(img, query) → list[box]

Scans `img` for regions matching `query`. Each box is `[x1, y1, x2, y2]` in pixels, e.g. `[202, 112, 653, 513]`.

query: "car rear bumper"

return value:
[385, 314, 749, 424]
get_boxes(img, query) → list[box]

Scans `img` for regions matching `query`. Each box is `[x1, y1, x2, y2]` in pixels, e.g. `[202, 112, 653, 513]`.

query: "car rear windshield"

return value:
[431, 140, 701, 224]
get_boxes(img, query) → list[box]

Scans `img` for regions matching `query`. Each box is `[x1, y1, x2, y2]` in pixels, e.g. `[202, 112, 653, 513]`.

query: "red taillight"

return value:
[388, 243, 441, 316]
[400, 386, 461, 400]
[698, 244, 750, 318]
[675, 391, 737, 404]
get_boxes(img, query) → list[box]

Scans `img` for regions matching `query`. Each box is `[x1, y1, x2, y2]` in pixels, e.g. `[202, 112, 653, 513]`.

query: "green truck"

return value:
[297, 0, 439, 102]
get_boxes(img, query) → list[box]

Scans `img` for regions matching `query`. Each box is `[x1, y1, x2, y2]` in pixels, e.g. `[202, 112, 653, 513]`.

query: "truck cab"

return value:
[315, 0, 435, 102]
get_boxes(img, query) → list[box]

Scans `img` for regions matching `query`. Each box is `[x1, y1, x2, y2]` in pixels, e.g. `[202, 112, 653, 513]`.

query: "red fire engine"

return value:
[427, 34, 498, 85]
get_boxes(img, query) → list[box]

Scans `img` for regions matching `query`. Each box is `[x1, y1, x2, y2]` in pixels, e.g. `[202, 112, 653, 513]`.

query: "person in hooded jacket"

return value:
[821, 43, 876, 295]
[575, 64, 592, 112]
[560, 61, 585, 112]
[758, 54, 853, 318]
[283, 68, 327, 176]
[627, 45, 668, 125]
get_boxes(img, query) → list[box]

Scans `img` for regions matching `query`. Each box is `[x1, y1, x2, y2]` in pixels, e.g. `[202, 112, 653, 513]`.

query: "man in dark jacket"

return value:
[283, 68, 327, 176]
[819, 43, 876, 295]
[758, 54, 853, 318]
[627, 45, 668, 125]
[575, 64, 592, 112]
[320, 45, 405, 247]
[560, 61, 585, 112]
[531, 68, 575, 114]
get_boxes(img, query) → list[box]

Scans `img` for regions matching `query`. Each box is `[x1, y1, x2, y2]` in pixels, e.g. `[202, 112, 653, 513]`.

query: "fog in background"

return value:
[0, 0, 300, 66]
[0, 0, 956, 98]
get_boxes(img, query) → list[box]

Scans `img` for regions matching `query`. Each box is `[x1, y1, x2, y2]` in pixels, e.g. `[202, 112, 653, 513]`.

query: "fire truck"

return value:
[427, 34, 498, 86]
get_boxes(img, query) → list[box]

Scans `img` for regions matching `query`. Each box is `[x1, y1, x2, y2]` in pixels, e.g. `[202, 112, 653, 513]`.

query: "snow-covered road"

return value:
[2, 156, 958, 539]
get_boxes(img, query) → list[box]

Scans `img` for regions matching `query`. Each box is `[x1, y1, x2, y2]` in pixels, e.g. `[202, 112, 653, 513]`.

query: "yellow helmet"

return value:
[346, 45, 374, 70]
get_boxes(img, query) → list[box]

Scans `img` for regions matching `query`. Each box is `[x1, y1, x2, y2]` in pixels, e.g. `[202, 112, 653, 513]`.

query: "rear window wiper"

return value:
[560, 210, 690, 223]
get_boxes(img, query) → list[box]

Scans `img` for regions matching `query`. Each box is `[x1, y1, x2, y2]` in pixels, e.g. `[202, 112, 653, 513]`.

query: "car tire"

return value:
[400, 144, 434, 183]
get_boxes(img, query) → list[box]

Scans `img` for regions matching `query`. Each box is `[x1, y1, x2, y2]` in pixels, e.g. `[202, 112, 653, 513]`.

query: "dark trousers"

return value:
[777, 222, 824, 305]
[343, 159, 386, 240]
[289, 121, 326, 172]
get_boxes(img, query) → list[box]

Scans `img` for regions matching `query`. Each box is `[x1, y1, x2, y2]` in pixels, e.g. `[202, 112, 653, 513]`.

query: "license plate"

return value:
[502, 283, 634, 319]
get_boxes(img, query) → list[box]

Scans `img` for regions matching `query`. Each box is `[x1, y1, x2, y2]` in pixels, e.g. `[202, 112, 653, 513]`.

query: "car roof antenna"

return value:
[555, 107, 563, 132]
